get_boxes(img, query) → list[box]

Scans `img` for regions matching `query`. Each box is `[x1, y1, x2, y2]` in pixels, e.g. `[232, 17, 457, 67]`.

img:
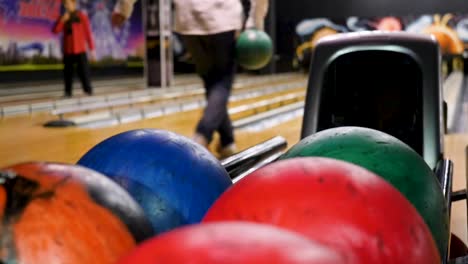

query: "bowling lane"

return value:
[0, 74, 303, 121]
[0, 84, 304, 129]
[62, 77, 305, 119]
[0, 77, 147, 106]
[0, 108, 303, 169]
[0, 73, 300, 108]
[0, 74, 201, 106]
[0, 83, 306, 167]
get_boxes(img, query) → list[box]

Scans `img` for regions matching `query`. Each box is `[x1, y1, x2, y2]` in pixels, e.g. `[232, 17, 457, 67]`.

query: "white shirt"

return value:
[114, 0, 269, 35]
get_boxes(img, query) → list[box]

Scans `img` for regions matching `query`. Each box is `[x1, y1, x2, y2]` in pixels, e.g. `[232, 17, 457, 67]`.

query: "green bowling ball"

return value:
[236, 29, 273, 70]
[280, 126, 449, 256]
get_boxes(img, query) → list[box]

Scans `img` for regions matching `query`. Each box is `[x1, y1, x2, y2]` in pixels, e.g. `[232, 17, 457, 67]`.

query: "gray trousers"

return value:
[182, 30, 236, 147]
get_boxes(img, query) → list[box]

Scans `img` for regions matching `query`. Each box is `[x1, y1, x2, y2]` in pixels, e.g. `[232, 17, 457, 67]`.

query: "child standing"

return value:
[53, 0, 96, 97]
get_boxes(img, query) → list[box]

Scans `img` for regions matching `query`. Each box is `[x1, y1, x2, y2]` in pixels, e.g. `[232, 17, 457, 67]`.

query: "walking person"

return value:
[112, 0, 269, 158]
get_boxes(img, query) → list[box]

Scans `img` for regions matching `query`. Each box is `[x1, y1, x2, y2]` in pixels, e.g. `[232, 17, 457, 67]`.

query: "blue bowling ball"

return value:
[77, 129, 232, 234]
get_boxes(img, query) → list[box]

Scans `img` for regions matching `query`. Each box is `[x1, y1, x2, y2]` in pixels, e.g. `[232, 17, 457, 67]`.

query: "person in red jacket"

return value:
[53, 0, 96, 97]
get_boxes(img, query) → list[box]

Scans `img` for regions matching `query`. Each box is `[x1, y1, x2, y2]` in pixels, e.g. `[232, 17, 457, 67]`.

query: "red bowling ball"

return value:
[117, 222, 351, 264]
[203, 157, 440, 264]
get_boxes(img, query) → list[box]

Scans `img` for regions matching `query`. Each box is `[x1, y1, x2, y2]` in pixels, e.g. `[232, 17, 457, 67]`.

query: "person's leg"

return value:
[194, 77, 231, 146]
[215, 100, 236, 157]
[63, 54, 74, 97]
[76, 52, 93, 95]
[181, 34, 216, 146]
[207, 31, 237, 152]
[182, 31, 237, 154]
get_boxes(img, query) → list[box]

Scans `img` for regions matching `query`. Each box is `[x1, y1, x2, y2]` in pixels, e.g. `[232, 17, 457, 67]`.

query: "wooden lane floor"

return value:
[0, 78, 147, 106]
[0, 83, 306, 167]
[0, 74, 199, 106]
[0, 74, 304, 119]
[67, 87, 306, 127]
[0, 73, 302, 107]
[0, 84, 306, 133]
[59, 77, 306, 120]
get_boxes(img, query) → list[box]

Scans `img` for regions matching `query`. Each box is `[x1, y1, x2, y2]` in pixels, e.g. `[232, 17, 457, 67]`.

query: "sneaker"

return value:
[217, 143, 237, 159]
[192, 133, 209, 148]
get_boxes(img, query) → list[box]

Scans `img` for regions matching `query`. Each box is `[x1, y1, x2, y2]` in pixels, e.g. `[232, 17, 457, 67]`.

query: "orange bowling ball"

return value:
[425, 27, 464, 54]
[0, 162, 153, 263]
[423, 14, 464, 54]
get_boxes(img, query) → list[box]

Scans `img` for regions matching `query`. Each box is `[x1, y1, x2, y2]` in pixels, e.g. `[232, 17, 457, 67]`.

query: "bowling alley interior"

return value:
[1, 0, 468, 263]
